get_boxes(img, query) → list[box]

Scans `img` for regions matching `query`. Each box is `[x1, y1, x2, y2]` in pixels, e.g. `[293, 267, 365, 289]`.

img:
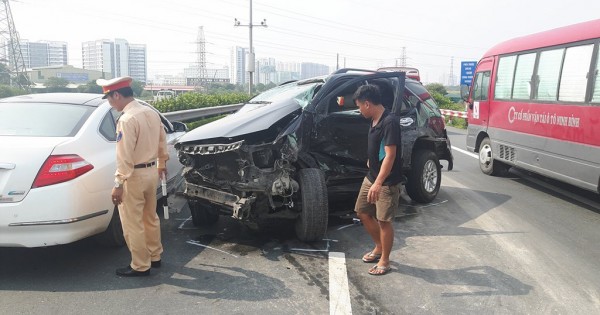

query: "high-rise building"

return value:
[82, 39, 147, 82]
[17, 40, 68, 68]
[129, 44, 147, 83]
[82, 39, 114, 77]
[230, 46, 247, 85]
[300, 62, 330, 79]
[256, 58, 276, 85]
[276, 61, 301, 83]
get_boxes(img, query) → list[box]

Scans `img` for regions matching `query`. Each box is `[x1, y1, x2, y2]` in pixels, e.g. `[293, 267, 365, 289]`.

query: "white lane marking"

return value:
[186, 240, 239, 258]
[453, 146, 478, 159]
[329, 252, 352, 315]
[178, 216, 192, 229]
[336, 224, 355, 231]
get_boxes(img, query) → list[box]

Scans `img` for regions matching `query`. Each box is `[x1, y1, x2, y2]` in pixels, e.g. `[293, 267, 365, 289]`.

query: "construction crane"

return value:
[0, 0, 30, 90]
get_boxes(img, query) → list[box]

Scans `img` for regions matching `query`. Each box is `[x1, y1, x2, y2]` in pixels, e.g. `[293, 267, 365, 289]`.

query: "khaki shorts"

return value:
[354, 177, 400, 222]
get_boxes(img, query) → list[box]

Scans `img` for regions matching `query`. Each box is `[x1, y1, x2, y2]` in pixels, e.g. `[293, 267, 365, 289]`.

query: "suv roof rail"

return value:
[332, 68, 376, 74]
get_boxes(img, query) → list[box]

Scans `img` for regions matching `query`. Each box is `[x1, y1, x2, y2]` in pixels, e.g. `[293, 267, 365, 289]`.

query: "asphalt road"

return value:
[1, 126, 599, 314]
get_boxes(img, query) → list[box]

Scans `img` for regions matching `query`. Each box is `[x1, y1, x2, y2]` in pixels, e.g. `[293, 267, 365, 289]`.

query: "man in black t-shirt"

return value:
[353, 84, 402, 276]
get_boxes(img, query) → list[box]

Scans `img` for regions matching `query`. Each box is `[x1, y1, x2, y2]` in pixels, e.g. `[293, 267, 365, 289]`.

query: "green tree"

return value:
[77, 80, 103, 94]
[0, 63, 10, 85]
[131, 80, 144, 96]
[425, 83, 448, 96]
[45, 77, 70, 92]
[0, 85, 26, 98]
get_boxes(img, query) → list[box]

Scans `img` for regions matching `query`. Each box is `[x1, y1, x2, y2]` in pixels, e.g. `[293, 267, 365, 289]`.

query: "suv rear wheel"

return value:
[295, 168, 329, 242]
[406, 150, 441, 203]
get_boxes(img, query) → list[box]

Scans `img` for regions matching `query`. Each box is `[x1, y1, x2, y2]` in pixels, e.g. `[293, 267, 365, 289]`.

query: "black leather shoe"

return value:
[116, 266, 150, 277]
[151, 260, 161, 268]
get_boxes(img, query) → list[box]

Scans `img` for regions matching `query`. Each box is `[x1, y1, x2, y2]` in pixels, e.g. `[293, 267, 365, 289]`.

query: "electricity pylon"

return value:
[0, 0, 29, 90]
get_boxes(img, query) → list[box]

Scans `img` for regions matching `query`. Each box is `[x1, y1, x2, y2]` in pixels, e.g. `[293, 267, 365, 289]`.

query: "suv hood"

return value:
[178, 99, 301, 142]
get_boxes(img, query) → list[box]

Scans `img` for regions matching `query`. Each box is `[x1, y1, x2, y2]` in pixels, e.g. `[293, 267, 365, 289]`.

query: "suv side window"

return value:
[326, 78, 397, 113]
[328, 82, 360, 113]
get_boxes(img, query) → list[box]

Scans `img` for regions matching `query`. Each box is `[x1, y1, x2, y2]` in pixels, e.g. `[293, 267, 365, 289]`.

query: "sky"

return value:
[9, 0, 600, 84]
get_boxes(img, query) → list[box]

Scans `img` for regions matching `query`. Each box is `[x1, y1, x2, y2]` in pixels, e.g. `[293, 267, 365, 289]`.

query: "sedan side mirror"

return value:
[171, 121, 188, 132]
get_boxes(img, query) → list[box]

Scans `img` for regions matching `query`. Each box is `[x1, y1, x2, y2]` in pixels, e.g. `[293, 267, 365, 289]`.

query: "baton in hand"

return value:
[161, 173, 169, 220]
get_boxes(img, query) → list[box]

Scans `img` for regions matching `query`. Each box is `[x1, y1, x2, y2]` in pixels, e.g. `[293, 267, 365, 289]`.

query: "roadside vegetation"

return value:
[425, 83, 468, 129]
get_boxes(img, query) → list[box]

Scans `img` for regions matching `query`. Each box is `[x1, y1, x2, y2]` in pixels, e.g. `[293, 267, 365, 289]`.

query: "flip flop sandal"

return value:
[362, 251, 382, 263]
[368, 265, 391, 276]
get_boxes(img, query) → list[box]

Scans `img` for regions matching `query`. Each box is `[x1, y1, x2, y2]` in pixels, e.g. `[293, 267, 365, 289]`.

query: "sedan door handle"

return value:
[0, 162, 16, 170]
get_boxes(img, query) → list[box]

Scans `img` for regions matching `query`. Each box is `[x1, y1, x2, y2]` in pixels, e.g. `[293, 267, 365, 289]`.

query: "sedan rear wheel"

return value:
[96, 207, 126, 247]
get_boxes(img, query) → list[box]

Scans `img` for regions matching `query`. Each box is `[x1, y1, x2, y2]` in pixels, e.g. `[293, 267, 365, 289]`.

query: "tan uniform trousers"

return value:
[118, 168, 163, 271]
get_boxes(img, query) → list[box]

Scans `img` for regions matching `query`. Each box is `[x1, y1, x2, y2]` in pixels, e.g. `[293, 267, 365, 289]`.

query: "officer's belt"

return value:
[134, 161, 156, 168]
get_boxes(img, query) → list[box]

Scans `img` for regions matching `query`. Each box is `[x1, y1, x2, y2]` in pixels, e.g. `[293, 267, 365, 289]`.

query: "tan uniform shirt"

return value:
[114, 100, 168, 184]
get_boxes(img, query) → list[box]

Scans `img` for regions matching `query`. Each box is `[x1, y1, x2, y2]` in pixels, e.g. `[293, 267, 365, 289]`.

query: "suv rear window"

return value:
[0, 103, 94, 137]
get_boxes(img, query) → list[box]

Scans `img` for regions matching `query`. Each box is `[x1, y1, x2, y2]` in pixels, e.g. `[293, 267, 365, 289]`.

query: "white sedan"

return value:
[0, 93, 186, 247]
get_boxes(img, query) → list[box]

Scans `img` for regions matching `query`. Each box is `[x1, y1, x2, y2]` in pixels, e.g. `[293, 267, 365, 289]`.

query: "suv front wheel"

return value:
[406, 150, 441, 203]
[295, 168, 329, 242]
[189, 200, 220, 227]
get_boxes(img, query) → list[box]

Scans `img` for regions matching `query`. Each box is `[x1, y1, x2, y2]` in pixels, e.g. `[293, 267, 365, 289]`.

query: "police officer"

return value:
[97, 76, 169, 277]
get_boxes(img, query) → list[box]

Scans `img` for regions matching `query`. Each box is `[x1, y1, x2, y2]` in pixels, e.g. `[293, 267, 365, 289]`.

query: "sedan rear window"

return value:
[0, 103, 94, 137]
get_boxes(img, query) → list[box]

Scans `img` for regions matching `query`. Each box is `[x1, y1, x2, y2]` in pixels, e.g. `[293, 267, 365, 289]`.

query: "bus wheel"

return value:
[479, 137, 509, 176]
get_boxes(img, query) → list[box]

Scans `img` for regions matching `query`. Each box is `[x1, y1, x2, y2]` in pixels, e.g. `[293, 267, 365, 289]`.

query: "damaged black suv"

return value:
[175, 69, 453, 241]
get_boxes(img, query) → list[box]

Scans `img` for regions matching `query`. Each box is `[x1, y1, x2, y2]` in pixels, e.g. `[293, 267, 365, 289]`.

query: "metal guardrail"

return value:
[162, 103, 244, 122]
[162, 103, 468, 123]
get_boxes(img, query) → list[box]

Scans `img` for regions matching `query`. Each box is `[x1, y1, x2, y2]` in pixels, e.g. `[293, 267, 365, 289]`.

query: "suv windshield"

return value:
[0, 103, 94, 137]
[246, 80, 322, 109]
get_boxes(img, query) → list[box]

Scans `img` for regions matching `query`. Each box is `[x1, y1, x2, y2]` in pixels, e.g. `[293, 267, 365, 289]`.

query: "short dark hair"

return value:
[353, 84, 382, 105]
[114, 87, 134, 98]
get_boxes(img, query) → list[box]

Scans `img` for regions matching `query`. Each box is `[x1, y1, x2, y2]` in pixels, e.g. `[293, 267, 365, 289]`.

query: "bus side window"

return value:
[535, 48, 564, 101]
[593, 50, 600, 103]
[559, 44, 594, 102]
[495, 56, 517, 99]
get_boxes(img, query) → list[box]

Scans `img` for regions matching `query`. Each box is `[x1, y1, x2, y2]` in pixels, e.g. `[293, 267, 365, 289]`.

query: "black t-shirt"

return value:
[367, 110, 403, 185]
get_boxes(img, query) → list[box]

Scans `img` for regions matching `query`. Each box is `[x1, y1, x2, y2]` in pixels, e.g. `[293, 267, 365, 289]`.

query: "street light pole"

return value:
[234, 0, 267, 95]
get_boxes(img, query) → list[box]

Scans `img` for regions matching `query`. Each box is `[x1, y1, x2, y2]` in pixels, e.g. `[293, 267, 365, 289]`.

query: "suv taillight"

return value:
[32, 155, 94, 188]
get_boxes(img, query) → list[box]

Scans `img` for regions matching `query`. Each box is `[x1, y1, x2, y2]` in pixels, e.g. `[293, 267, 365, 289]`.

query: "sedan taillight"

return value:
[32, 155, 94, 188]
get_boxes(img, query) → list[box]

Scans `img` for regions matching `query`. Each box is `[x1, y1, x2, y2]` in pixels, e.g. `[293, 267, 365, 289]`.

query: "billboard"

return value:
[460, 61, 477, 86]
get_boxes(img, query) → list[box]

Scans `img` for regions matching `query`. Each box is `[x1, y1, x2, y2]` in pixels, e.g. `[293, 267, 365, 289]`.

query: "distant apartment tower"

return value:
[276, 61, 301, 83]
[17, 40, 68, 68]
[82, 39, 147, 82]
[256, 58, 276, 85]
[230, 46, 247, 85]
[129, 44, 147, 83]
[300, 62, 329, 79]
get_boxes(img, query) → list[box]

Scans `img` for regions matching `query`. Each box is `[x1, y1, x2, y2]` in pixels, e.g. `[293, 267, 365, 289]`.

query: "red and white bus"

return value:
[462, 19, 600, 193]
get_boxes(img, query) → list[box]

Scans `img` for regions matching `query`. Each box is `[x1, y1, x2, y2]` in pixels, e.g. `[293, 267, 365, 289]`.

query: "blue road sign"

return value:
[460, 61, 477, 86]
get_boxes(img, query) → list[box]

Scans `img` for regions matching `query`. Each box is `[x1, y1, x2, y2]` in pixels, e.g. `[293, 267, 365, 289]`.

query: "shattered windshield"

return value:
[246, 80, 322, 109]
